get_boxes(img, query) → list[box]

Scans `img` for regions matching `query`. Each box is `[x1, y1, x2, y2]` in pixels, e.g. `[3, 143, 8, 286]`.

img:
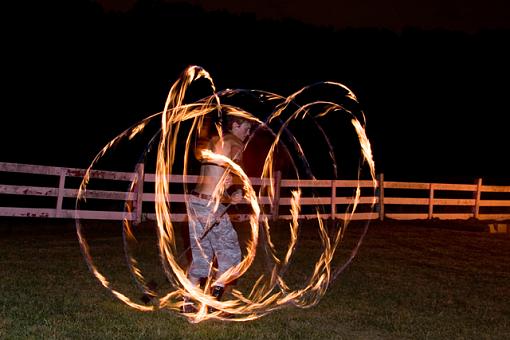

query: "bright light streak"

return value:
[75, 65, 377, 322]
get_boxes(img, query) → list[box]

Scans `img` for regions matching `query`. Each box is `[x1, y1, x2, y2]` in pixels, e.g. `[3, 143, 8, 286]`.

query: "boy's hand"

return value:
[230, 190, 244, 204]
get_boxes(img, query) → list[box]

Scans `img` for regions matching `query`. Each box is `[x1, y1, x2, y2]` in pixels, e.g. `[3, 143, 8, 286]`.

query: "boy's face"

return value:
[233, 121, 252, 142]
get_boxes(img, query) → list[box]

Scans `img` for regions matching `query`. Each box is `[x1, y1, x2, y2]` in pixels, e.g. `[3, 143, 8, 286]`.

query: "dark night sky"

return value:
[2, 0, 509, 184]
[99, 0, 510, 32]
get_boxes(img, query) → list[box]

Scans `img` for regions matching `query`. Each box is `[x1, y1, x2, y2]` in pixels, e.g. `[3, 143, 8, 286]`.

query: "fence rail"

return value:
[1, 162, 509, 222]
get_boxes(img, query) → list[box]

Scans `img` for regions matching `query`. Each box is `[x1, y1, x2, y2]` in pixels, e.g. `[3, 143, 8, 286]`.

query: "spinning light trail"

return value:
[75, 65, 376, 322]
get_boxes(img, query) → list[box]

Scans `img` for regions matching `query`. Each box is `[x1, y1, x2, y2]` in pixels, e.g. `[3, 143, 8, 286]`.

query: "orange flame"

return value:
[75, 65, 377, 322]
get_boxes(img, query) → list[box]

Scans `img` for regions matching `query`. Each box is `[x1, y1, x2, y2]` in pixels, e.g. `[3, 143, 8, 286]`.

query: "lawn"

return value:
[0, 218, 509, 339]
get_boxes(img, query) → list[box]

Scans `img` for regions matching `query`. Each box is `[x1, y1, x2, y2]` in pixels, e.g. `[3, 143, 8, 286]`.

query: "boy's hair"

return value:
[224, 114, 252, 131]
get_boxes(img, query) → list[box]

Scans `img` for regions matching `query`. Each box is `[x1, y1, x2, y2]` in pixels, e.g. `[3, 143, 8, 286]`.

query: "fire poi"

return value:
[75, 66, 376, 323]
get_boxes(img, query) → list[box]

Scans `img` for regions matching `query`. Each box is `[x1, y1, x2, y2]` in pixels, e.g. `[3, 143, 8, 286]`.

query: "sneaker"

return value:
[207, 286, 224, 313]
[140, 280, 158, 305]
[181, 297, 197, 314]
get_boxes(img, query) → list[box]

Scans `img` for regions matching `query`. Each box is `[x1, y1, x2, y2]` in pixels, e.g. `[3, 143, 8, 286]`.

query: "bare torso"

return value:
[194, 133, 244, 195]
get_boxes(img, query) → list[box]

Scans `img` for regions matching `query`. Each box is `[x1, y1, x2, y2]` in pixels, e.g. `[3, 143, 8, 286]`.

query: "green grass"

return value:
[0, 218, 509, 339]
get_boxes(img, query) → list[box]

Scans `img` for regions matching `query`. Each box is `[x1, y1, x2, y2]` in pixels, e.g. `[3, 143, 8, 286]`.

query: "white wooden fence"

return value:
[1, 161, 509, 222]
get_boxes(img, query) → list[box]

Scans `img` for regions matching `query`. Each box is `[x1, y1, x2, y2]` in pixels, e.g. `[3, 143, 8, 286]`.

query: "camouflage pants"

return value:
[186, 195, 242, 286]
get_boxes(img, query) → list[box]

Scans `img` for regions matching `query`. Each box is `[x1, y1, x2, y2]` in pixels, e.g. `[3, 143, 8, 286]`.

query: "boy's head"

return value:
[225, 115, 253, 142]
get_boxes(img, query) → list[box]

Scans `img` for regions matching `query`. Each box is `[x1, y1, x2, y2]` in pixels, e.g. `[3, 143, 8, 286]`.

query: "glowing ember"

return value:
[75, 65, 377, 322]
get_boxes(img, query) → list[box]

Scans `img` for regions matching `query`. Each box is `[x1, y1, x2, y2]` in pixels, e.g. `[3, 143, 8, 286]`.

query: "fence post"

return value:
[272, 170, 281, 221]
[428, 183, 435, 219]
[378, 173, 385, 221]
[330, 179, 336, 220]
[135, 163, 145, 225]
[473, 178, 482, 219]
[56, 169, 66, 218]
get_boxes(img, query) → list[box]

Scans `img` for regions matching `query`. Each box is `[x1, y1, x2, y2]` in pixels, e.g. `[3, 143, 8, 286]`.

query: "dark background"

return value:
[1, 0, 509, 184]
